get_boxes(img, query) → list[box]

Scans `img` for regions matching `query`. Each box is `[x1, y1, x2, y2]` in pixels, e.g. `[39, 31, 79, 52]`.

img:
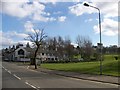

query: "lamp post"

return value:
[84, 3, 102, 75]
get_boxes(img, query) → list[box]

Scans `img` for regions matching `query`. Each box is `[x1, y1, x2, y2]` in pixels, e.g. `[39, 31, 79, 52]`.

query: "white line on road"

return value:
[27, 66, 29, 69]
[13, 74, 21, 80]
[27, 66, 39, 73]
[2, 66, 21, 80]
[2, 66, 5, 69]
[4, 68, 7, 71]
[2, 66, 8, 71]
[25, 81, 39, 90]
[7, 70, 12, 74]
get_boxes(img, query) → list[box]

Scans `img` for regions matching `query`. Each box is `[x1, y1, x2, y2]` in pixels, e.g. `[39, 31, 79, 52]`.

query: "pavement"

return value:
[28, 65, 120, 85]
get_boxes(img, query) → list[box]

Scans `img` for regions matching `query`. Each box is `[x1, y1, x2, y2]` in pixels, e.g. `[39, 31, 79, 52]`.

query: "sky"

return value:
[0, 0, 119, 49]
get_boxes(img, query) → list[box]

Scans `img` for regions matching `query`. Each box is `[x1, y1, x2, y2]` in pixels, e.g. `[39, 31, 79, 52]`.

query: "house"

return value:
[2, 43, 59, 62]
[2, 44, 32, 62]
[14, 46, 31, 61]
[37, 49, 58, 62]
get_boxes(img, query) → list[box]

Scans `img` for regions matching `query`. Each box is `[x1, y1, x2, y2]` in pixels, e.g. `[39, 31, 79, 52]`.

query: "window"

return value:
[42, 53, 44, 56]
[51, 58, 54, 60]
[18, 49, 24, 55]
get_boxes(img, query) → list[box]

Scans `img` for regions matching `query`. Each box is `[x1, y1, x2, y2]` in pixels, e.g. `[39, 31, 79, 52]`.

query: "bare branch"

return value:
[25, 28, 47, 69]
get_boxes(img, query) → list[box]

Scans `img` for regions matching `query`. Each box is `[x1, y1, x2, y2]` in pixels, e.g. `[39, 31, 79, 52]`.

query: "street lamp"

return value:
[83, 3, 102, 75]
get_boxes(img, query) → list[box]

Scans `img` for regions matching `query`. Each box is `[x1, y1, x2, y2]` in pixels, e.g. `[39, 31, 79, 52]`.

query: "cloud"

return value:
[85, 18, 93, 22]
[69, 2, 97, 16]
[93, 18, 118, 36]
[1, 0, 29, 2]
[1, 37, 15, 47]
[40, 0, 58, 4]
[1, 30, 29, 47]
[40, 0, 80, 4]
[1, 0, 55, 22]
[58, 16, 66, 22]
[1, 30, 34, 48]
[90, 0, 119, 2]
[69, 2, 118, 18]
[4, 31, 28, 38]
[24, 21, 35, 33]
[0, 31, 16, 47]
[33, 13, 56, 22]
[69, 1, 118, 37]
[93, 2, 118, 18]
[2, 1, 31, 18]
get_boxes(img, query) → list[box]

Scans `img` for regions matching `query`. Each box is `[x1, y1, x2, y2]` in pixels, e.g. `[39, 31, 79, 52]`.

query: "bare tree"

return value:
[46, 37, 57, 51]
[64, 36, 74, 61]
[76, 35, 93, 61]
[26, 29, 47, 69]
[57, 36, 65, 60]
[76, 35, 85, 58]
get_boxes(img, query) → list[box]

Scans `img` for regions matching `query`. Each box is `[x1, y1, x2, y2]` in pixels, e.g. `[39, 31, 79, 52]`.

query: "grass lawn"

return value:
[41, 55, 119, 77]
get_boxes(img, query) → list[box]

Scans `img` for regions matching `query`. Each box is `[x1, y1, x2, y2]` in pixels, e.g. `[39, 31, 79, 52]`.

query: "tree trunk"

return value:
[34, 47, 39, 69]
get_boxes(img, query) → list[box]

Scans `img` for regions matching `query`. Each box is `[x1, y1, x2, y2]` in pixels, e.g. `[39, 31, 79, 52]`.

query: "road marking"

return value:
[2, 66, 8, 71]
[2, 66, 21, 80]
[7, 70, 12, 74]
[2, 66, 5, 69]
[25, 81, 39, 90]
[27, 66, 39, 73]
[13, 74, 21, 80]
[27, 66, 29, 69]
[4, 68, 7, 71]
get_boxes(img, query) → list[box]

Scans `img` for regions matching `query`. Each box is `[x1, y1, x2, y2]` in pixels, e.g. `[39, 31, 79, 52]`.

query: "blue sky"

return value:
[0, 0, 119, 49]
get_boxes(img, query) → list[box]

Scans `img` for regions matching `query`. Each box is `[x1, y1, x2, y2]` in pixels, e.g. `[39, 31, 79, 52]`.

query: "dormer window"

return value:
[18, 49, 24, 55]
[42, 53, 44, 56]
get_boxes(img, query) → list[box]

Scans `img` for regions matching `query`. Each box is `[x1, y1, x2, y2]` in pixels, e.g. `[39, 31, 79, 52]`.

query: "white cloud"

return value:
[93, 2, 118, 18]
[1, 36, 15, 46]
[40, 0, 58, 4]
[4, 31, 28, 38]
[49, 17, 56, 21]
[103, 30, 117, 36]
[90, 0, 119, 2]
[69, 1, 118, 37]
[1, 30, 35, 48]
[33, 13, 48, 21]
[1, 0, 29, 2]
[1, 0, 55, 22]
[85, 18, 93, 22]
[69, 2, 118, 18]
[40, 0, 119, 3]
[0, 31, 16, 46]
[69, 2, 97, 16]
[93, 18, 118, 36]
[13, 32, 28, 38]
[2, 1, 32, 18]
[40, 0, 80, 4]
[58, 16, 66, 22]
[24, 21, 35, 33]
[1, 30, 29, 47]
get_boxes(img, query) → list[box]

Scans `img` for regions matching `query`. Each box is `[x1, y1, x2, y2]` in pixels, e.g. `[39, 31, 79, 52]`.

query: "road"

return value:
[2, 61, 119, 89]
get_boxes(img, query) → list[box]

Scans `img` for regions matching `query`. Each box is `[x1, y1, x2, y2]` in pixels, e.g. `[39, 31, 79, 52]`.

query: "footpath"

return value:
[28, 65, 119, 85]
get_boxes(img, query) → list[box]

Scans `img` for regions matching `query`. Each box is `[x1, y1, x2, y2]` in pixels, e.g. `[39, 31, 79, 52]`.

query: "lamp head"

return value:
[83, 3, 90, 7]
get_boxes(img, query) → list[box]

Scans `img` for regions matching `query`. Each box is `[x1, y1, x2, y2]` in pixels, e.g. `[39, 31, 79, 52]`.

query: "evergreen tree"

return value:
[26, 42, 30, 48]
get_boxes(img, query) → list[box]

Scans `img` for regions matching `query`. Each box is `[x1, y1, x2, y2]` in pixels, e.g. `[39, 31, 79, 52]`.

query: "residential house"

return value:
[2, 44, 32, 62]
